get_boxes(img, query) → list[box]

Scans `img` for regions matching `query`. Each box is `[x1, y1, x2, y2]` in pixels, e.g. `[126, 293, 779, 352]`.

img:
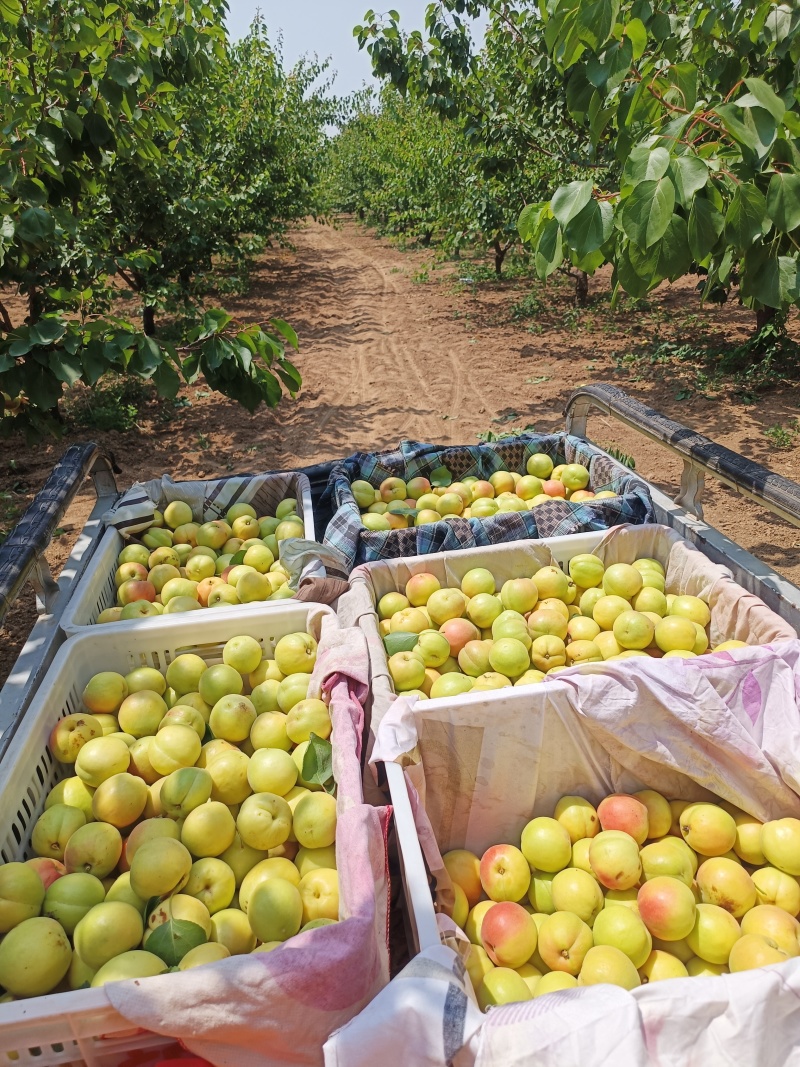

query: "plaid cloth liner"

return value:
[323, 435, 656, 570]
[103, 471, 311, 539]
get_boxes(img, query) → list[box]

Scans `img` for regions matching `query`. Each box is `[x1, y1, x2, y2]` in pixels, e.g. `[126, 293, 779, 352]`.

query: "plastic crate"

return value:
[339, 531, 604, 739]
[340, 524, 796, 745]
[0, 602, 333, 1066]
[60, 471, 315, 636]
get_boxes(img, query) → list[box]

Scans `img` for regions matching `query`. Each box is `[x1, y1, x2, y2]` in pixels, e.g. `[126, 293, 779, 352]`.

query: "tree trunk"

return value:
[493, 238, 507, 277]
[358, 207, 365, 220]
[142, 305, 156, 336]
[421, 229, 433, 247]
[755, 306, 777, 332]
[575, 270, 589, 307]
[27, 287, 43, 323]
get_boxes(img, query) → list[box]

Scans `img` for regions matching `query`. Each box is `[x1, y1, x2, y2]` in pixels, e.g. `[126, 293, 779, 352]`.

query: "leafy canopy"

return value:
[0, 4, 329, 433]
[354, 1, 800, 324]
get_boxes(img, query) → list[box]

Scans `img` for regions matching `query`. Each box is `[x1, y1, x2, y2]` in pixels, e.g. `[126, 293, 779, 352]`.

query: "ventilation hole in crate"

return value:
[11, 822, 21, 846]
[20, 796, 31, 822]
[35, 763, 45, 787]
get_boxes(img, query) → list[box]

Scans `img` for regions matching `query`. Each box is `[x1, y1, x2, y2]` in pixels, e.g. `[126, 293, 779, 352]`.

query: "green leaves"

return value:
[0, 9, 312, 428]
[535, 218, 564, 278]
[620, 177, 675, 249]
[576, 0, 620, 51]
[302, 733, 336, 795]
[623, 146, 670, 188]
[651, 215, 692, 281]
[688, 197, 724, 260]
[725, 184, 769, 252]
[270, 318, 299, 350]
[430, 466, 452, 487]
[49, 351, 84, 386]
[740, 78, 785, 123]
[108, 58, 140, 87]
[741, 244, 800, 310]
[16, 208, 54, 247]
[0, 0, 21, 23]
[129, 337, 162, 378]
[766, 173, 800, 234]
[712, 103, 753, 149]
[146, 919, 207, 967]
[518, 204, 543, 242]
[624, 19, 647, 60]
[670, 155, 708, 205]
[30, 318, 66, 346]
[383, 632, 420, 656]
[565, 199, 613, 256]
[357, 0, 800, 326]
[551, 180, 594, 227]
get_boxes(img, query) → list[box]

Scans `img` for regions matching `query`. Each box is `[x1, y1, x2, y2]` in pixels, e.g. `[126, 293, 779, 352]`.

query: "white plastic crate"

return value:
[60, 472, 315, 636]
[339, 531, 604, 739]
[0, 602, 333, 1066]
[341, 524, 797, 745]
[378, 671, 800, 1067]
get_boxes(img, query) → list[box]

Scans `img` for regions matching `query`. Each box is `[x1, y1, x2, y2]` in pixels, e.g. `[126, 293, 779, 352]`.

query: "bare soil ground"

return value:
[1, 216, 799, 683]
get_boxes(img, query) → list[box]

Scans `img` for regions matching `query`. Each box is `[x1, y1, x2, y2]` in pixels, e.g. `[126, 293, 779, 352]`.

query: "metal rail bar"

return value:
[0, 443, 117, 626]
[564, 382, 800, 526]
[0, 444, 118, 758]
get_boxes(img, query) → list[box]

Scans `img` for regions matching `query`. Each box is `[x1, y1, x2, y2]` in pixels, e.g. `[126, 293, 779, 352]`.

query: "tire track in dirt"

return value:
[371, 244, 468, 437]
[273, 224, 371, 464]
[283, 222, 465, 455]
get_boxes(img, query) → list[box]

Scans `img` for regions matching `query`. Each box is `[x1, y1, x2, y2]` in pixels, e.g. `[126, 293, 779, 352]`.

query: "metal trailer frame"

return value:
[0, 382, 798, 762]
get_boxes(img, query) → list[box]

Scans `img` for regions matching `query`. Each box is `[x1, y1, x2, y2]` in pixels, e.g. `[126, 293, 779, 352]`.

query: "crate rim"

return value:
[60, 469, 316, 637]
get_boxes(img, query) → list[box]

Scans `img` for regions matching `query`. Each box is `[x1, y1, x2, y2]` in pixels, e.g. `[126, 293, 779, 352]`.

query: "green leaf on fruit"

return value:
[144, 896, 161, 922]
[146, 918, 207, 966]
[230, 550, 246, 566]
[430, 466, 452, 487]
[302, 733, 335, 795]
[383, 632, 420, 656]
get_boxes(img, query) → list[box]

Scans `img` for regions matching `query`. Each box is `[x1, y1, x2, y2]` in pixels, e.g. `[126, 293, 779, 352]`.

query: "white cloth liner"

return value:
[338, 523, 797, 784]
[325, 634, 800, 1067]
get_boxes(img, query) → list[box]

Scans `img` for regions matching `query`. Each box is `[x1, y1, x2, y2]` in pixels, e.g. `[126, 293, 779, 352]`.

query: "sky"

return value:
[224, 1, 487, 97]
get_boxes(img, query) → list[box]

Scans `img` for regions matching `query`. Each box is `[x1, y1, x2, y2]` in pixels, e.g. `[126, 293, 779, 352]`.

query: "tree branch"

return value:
[116, 268, 141, 292]
[0, 299, 13, 333]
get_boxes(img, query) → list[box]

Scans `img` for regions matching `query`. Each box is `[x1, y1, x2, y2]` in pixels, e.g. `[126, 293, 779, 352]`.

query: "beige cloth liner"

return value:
[377, 638, 800, 921]
[338, 523, 797, 751]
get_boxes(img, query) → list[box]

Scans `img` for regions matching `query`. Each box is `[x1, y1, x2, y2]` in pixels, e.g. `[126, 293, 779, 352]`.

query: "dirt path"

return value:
[1, 217, 799, 682]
